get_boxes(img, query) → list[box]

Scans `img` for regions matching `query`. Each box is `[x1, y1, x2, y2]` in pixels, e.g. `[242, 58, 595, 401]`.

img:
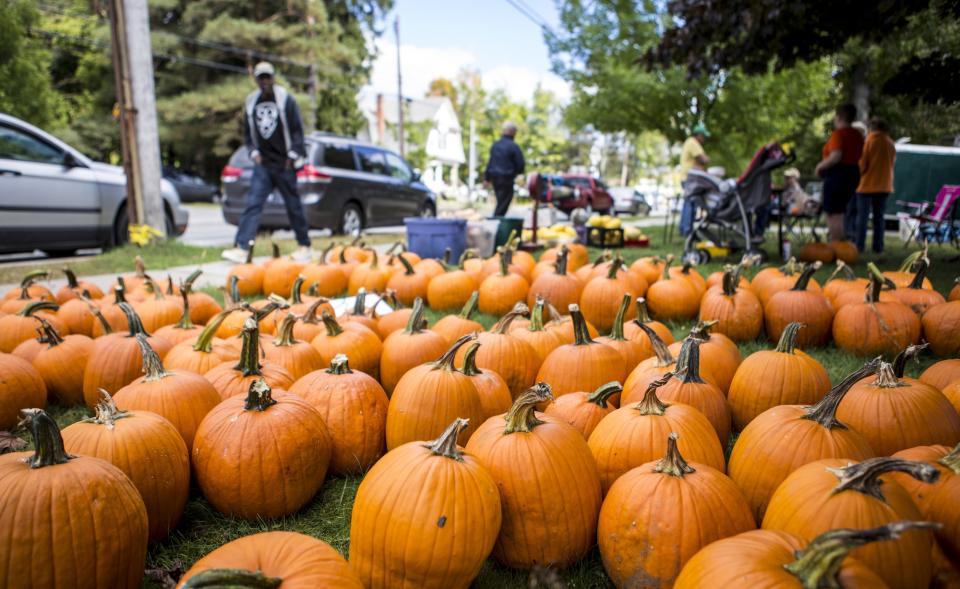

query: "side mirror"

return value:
[411, 169, 421, 183]
[62, 152, 82, 168]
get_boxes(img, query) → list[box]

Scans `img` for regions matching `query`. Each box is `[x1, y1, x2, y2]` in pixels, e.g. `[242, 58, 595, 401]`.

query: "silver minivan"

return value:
[0, 113, 189, 255]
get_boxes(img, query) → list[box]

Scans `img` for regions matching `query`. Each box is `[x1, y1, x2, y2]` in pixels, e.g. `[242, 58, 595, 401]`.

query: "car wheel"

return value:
[337, 203, 364, 236]
[113, 207, 176, 247]
[418, 201, 436, 218]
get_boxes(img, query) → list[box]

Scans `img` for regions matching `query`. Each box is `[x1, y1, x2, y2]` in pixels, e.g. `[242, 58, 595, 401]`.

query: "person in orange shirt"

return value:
[814, 104, 864, 242]
[854, 117, 896, 253]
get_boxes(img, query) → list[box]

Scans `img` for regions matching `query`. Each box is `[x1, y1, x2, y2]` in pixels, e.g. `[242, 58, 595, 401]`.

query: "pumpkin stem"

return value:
[63, 267, 80, 289]
[143, 277, 165, 300]
[118, 302, 150, 337]
[87, 390, 132, 426]
[301, 297, 329, 324]
[227, 275, 241, 308]
[865, 263, 888, 303]
[18, 408, 73, 469]
[569, 304, 594, 346]
[461, 341, 483, 376]
[339, 245, 349, 264]
[635, 297, 653, 322]
[243, 379, 277, 412]
[318, 242, 334, 264]
[271, 242, 281, 259]
[180, 569, 282, 589]
[134, 255, 147, 278]
[234, 318, 263, 377]
[653, 432, 695, 477]
[352, 288, 368, 316]
[554, 246, 569, 276]
[17, 300, 59, 317]
[605, 256, 624, 280]
[499, 248, 514, 276]
[892, 344, 927, 378]
[113, 280, 129, 305]
[871, 361, 909, 388]
[80, 294, 113, 335]
[803, 358, 881, 429]
[720, 265, 739, 296]
[289, 275, 306, 304]
[828, 457, 939, 502]
[688, 320, 718, 341]
[18, 270, 49, 299]
[906, 257, 930, 291]
[327, 353, 352, 374]
[784, 521, 941, 588]
[397, 251, 417, 276]
[175, 282, 195, 329]
[424, 417, 469, 461]
[896, 250, 924, 274]
[320, 310, 345, 336]
[434, 333, 477, 371]
[134, 333, 169, 381]
[792, 262, 821, 291]
[503, 383, 554, 434]
[635, 321, 675, 367]
[458, 291, 480, 320]
[244, 240, 256, 264]
[660, 254, 674, 281]
[492, 302, 530, 334]
[827, 260, 857, 283]
[780, 257, 800, 276]
[402, 297, 427, 334]
[272, 312, 299, 347]
[775, 322, 805, 354]
[608, 294, 631, 341]
[368, 248, 379, 268]
[458, 248, 478, 270]
[527, 295, 548, 332]
[939, 443, 960, 475]
[586, 381, 623, 409]
[34, 317, 64, 347]
[634, 370, 679, 416]
[192, 308, 235, 353]
[674, 338, 705, 384]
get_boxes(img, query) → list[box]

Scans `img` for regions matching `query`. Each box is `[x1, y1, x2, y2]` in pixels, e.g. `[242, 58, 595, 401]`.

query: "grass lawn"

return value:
[30, 224, 959, 588]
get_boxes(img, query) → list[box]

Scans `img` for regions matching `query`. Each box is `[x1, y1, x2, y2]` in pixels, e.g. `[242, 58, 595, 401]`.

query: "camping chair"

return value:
[896, 185, 960, 249]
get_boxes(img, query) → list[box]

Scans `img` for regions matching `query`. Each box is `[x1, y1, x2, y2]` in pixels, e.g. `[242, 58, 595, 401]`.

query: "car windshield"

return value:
[564, 177, 591, 188]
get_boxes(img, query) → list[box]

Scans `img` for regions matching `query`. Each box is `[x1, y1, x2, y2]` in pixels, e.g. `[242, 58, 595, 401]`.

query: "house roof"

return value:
[377, 96, 450, 125]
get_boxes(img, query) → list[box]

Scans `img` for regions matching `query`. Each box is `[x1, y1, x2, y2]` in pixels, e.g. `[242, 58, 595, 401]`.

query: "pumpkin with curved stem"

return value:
[764, 261, 834, 348]
[920, 359, 960, 392]
[154, 284, 203, 345]
[526, 246, 584, 316]
[163, 309, 239, 375]
[622, 322, 686, 404]
[837, 349, 960, 456]
[667, 320, 740, 393]
[94, 281, 137, 336]
[622, 296, 674, 358]
[884, 250, 933, 288]
[204, 318, 294, 400]
[478, 249, 530, 316]
[113, 335, 221, 449]
[338, 288, 377, 333]
[676, 522, 930, 588]
[431, 291, 483, 345]
[133, 277, 182, 333]
[460, 341, 512, 419]
[589, 372, 725, 493]
[193, 379, 331, 519]
[386, 334, 484, 449]
[290, 297, 336, 342]
[62, 391, 189, 541]
[655, 338, 731, 444]
[755, 258, 823, 307]
[412, 247, 450, 282]
[543, 300, 601, 343]
[308, 310, 382, 378]
[893, 256, 945, 316]
[465, 384, 602, 569]
[0, 271, 54, 314]
[455, 304, 540, 398]
[730, 360, 880, 522]
[823, 261, 869, 303]
[536, 304, 626, 399]
[544, 381, 622, 439]
[82, 303, 172, 408]
[379, 298, 447, 395]
[595, 294, 645, 378]
[834, 263, 921, 356]
[225, 240, 265, 297]
[348, 249, 390, 295]
[16, 318, 91, 407]
[289, 354, 388, 474]
[0, 353, 47, 430]
[646, 256, 700, 320]
[481, 248, 533, 284]
[300, 247, 349, 298]
[630, 255, 666, 286]
[262, 244, 305, 298]
[891, 443, 960, 563]
[728, 322, 832, 430]
[669, 261, 708, 298]
[762, 457, 939, 589]
[350, 418, 501, 588]
[0, 409, 148, 589]
[922, 300, 960, 357]
[56, 290, 101, 336]
[56, 266, 103, 303]
[386, 252, 430, 306]
[598, 433, 755, 588]
[700, 265, 763, 342]
[427, 250, 480, 311]
[366, 290, 411, 339]
[178, 270, 221, 325]
[178, 531, 362, 589]
[579, 257, 644, 333]
[0, 300, 64, 352]
[510, 295, 565, 363]
[261, 313, 324, 380]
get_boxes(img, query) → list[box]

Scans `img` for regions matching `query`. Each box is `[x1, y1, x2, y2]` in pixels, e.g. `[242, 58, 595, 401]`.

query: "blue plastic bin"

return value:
[404, 218, 467, 261]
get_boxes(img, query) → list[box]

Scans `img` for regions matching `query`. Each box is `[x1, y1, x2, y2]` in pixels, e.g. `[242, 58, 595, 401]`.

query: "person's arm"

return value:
[285, 96, 305, 162]
[513, 143, 525, 176]
[859, 139, 871, 178]
[815, 150, 842, 177]
[695, 152, 709, 166]
[243, 106, 261, 164]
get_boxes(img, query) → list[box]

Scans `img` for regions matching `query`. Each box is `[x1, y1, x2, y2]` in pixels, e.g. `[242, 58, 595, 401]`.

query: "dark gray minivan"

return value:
[221, 133, 436, 234]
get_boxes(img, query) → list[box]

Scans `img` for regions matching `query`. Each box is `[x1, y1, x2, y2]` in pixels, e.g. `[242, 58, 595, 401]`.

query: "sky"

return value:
[362, 0, 569, 107]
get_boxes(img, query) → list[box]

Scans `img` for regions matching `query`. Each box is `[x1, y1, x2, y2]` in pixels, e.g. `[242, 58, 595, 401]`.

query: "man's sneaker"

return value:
[290, 246, 314, 262]
[221, 247, 249, 264]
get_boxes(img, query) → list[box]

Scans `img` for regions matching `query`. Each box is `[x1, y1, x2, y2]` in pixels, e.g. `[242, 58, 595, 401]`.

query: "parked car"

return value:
[0, 112, 188, 256]
[221, 133, 436, 234]
[610, 186, 652, 216]
[163, 166, 218, 202]
[553, 174, 614, 215]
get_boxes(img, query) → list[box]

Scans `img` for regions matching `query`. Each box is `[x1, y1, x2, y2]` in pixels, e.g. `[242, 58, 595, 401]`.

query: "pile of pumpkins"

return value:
[1, 240, 959, 589]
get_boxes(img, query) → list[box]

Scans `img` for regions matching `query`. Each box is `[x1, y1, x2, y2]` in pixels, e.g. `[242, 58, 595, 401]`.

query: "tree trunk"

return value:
[851, 62, 870, 121]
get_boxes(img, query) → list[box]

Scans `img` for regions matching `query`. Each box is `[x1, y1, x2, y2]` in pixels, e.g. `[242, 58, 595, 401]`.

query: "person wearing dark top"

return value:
[222, 61, 313, 264]
[484, 122, 526, 217]
[814, 103, 864, 242]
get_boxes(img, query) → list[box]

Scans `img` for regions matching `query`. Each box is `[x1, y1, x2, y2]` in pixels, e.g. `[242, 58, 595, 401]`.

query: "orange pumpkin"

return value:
[526, 246, 584, 316]
[544, 381, 622, 439]
[348, 250, 390, 295]
[764, 261, 834, 348]
[300, 253, 349, 298]
[883, 250, 933, 289]
[386, 253, 430, 307]
[510, 295, 567, 363]
[460, 341, 512, 419]
[0, 353, 47, 430]
[261, 313, 325, 380]
[431, 291, 483, 346]
[579, 257, 645, 333]
[700, 264, 763, 342]
[308, 310, 382, 379]
[225, 241, 265, 297]
[379, 298, 448, 395]
[667, 321, 740, 394]
[204, 318, 295, 400]
[950, 277, 960, 301]
[0, 300, 63, 353]
[478, 249, 530, 316]
[622, 322, 685, 404]
[163, 309, 240, 376]
[56, 291, 100, 337]
[536, 304, 626, 398]
[920, 359, 960, 391]
[892, 256, 945, 316]
[456, 304, 541, 398]
[630, 255, 666, 286]
[646, 256, 700, 320]
[754, 258, 823, 307]
[16, 318, 91, 407]
[622, 296, 674, 358]
[133, 278, 182, 333]
[595, 294, 645, 378]
[262, 245, 305, 297]
[830, 239, 860, 263]
[153, 285, 203, 345]
[56, 267, 103, 303]
[891, 443, 960, 563]
[798, 238, 835, 264]
[922, 300, 960, 357]
[823, 260, 869, 303]
[658, 337, 732, 444]
[833, 263, 921, 357]
[427, 250, 479, 312]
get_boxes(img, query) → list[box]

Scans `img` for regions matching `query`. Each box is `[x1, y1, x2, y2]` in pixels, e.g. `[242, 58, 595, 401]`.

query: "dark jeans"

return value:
[844, 197, 858, 240]
[490, 175, 515, 217]
[235, 164, 311, 248]
[855, 192, 889, 253]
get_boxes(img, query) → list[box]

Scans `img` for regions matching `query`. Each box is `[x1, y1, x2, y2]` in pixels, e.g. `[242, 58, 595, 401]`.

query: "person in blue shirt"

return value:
[484, 122, 526, 216]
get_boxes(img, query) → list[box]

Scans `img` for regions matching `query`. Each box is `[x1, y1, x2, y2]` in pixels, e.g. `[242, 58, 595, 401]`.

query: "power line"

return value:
[503, 0, 551, 31]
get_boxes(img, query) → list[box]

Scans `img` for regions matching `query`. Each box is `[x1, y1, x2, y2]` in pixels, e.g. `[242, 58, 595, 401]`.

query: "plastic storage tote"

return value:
[405, 218, 467, 261]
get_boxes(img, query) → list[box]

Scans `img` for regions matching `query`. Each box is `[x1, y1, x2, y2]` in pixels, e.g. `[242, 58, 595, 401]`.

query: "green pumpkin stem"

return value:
[892, 344, 927, 378]
[866, 263, 888, 303]
[587, 381, 623, 409]
[653, 432, 695, 477]
[569, 304, 594, 346]
[234, 318, 263, 377]
[606, 256, 624, 280]
[907, 257, 931, 290]
[785, 521, 940, 587]
[19, 408, 73, 468]
[327, 353, 352, 375]
[674, 338, 705, 384]
[403, 298, 428, 334]
[635, 321, 675, 367]
[352, 288, 368, 316]
[134, 333, 168, 381]
[272, 312, 299, 347]
[434, 333, 477, 371]
[528, 296, 547, 332]
[828, 457, 939, 502]
[289, 275, 306, 305]
[661, 255, 674, 281]
[79, 293, 113, 335]
[175, 283, 195, 329]
[397, 252, 417, 275]
[320, 311, 345, 336]
[780, 257, 800, 276]
[499, 248, 514, 276]
[827, 260, 858, 283]
[17, 300, 59, 317]
[721, 265, 740, 296]
[635, 297, 653, 322]
[34, 317, 64, 347]
[803, 358, 881, 429]
[118, 302, 150, 337]
[318, 242, 334, 264]
[243, 379, 277, 412]
[425, 417, 469, 461]
[113, 279, 128, 305]
[461, 342, 483, 376]
[87, 390, 133, 425]
[503, 383, 554, 434]
[635, 371, 679, 416]
[939, 443, 960, 475]
[134, 255, 147, 278]
[63, 267, 80, 289]
[896, 250, 924, 274]
[492, 302, 530, 334]
[18, 270, 49, 298]
[554, 246, 569, 276]
[227, 275, 241, 307]
[608, 294, 631, 341]
[792, 261, 821, 291]
[458, 291, 480, 320]
[193, 308, 235, 353]
[271, 242, 281, 259]
[458, 248, 478, 270]
[442, 247, 452, 266]
[301, 297, 329, 324]
[775, 322, 805, 354]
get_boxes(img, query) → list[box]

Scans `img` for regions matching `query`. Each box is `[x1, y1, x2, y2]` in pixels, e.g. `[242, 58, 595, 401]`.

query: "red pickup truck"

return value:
[527, 173, 615, 215]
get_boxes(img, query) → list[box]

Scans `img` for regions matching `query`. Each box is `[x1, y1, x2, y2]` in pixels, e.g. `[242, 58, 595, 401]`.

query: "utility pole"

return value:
[108, 0, 166, 239]
[467, 118, 477, 201]
[394, 16, 405, 157]
[306, 1, 318, 133]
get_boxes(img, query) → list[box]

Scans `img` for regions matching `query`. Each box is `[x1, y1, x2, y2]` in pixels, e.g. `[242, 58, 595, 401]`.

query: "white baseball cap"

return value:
[253, 62, 275, 78]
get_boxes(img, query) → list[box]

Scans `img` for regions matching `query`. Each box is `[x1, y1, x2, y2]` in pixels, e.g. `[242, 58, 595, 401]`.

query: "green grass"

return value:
[29, 224, 958, 588]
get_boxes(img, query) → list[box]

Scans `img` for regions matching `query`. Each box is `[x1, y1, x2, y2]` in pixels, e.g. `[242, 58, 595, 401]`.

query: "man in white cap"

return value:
[484, 121, 525, 217]
[222, 61, 313, 263]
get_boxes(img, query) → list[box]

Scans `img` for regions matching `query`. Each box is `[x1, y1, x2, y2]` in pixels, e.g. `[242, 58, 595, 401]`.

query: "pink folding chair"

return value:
[897, 185, 960, 248]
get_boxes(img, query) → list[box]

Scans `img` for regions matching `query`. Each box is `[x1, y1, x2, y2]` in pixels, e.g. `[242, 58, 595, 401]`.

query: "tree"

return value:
[426, 78, 458, 113]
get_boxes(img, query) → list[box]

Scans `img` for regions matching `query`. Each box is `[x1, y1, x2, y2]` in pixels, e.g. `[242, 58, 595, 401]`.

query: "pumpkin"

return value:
[544, 381, 622, 439]
[598, 432, 755, 588]
[646, 256, 701, 320]
[798, 237, 836, 264]
[92, 282, 135, 337]
[431, 291, 483, 346]
[837, 349, 960, 456]
[728, 360, 879, 522]
[56, 266, 103, 303]
[193, 379, 332, 519]
[460, 341, 513, 419]
[0, 353, 47, 430]
[163, 309, 240, 375]
[413, 247, 450, 281]
[671, 261, 708, 296]
[762, 457, 939, 589]
[300, 252, 349, 298]
[579, 257, 643, 333]
[950, 277, 960, 301]
[154, 285, 203, 345]
[536, 304, 626, 399]
[831, 238, 860, 263]
[306, 310, 381, 379]
[427, 250, 479, 311]
[630, 255, 666, 286]
[728, 322, 831, 430]
[667, 321, 740, 394]
[288, 354, 388, 474]
[465, 384, 603, 569]
[884, 250, 933, 289]
[823, 261, 870, 303]
[386, 253, 430, 306]
[350, 418, 500, 588]
[56, 291, 101, 337]
[595, 294, 645, 378]
[114, 256, 149, 296]
[338, 288, 378, 333]
[944, 380, 960, 416]
[262, 244, 305, 297]
[510, 295, 566, 363]
[700, 265, 763, 342]
[891, 443, 960, 563]
[288, 297, 331, 342]
[16, 318, 91, 407]
[893, 256, 945, 316]
[225, 241, 264, 296]
[921, 359, 960, 392]
[755, 259, 824, 308]
[261, 313, 325, 380]
[0, 300, 64, 353]
[622, 296, 674, 357]
[455, 304, 540, 398]
[178, 531, 362, 589]
[0, 271, 54, 314]
[133, 278, 182, 333]
[657, 338, 732, 444]
[481, 248, 533, 284]
[113, 335, 222, 449]
[348, 249, 390, 295]
[379, 298, 448, 395]
[366, 291, 410, 340]
[478, 249, 530, 316]
[764, 261, 834, 347]
[834, 263, 921, 357]
[62, 391, 189, 541]
[675, 522, 930, 589]
[526, 246, 584, 316]
[543, 300, 601, 343]
[705, 269, 751, 292]
[922, 300, 960, 357]
[622, 322, 686, 403]
[386, 334, 484, 449]
[204, 317, 295, 400]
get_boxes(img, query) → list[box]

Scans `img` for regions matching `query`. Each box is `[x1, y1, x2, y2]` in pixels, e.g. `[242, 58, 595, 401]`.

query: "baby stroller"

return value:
[682, 142, 795, 264]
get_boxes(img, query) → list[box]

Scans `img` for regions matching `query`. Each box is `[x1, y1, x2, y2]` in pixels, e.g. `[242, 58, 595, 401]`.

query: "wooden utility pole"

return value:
[395, 16, 405, 157]
[108, 0, 166, 239]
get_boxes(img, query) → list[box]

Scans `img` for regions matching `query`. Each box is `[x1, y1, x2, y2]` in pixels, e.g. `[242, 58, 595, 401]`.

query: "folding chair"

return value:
[897, 185, 960, 249]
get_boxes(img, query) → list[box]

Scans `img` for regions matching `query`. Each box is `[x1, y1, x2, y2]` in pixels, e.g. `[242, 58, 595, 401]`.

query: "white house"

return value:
[359, 94, 466, 194]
